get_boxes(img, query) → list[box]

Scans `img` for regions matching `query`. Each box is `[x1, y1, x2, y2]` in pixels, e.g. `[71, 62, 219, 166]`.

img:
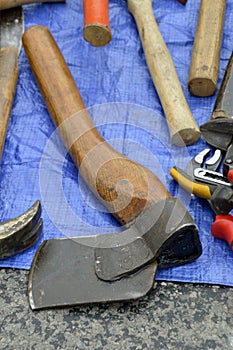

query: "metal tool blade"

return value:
[0, 7, 24, 50]
[200, 119, 233, 151]
[29, 236, 157, 310]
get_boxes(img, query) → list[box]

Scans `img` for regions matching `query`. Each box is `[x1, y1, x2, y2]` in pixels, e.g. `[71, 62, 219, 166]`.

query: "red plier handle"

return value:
[212, 215, 233, 251]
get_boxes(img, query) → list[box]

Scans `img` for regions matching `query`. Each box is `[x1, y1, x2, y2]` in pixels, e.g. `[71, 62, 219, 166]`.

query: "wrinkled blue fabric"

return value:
[0, 0, 233, 287]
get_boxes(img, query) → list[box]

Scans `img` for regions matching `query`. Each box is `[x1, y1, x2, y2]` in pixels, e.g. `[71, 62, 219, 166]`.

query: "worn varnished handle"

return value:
[188, 0, 226, 97]
[0, 0, 65, 10]
[23, 25, 170, 225]
[0, 47, 18, 160]
[83, 0, 112, 47]
[127, 0, 200, 146]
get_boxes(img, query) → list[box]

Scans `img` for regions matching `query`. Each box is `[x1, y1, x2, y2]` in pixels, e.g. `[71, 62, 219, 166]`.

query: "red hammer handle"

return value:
[212, 215, 233, 251]
[83, 0, 112, 47]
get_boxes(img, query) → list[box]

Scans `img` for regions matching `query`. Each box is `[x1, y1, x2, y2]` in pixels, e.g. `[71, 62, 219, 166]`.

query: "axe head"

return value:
[28, 198, 202, 310]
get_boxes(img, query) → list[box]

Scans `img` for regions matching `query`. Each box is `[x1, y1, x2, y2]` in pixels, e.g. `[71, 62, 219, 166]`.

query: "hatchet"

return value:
[23, 25, 202, 310]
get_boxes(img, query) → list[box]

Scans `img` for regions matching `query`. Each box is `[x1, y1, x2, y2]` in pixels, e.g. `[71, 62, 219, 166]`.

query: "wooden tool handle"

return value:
[0, 0, 65, 10]
[23, 25, 170, 225]
[127, 0, 200, 146]
[188, 0, 226, 97]
[0, 47, 18, 161]
[83, 0, 112, 47]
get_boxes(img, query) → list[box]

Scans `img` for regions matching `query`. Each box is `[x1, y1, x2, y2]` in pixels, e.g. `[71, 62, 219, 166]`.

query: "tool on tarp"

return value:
[188, 0, 226, 97]
[170, 149, 233, 251]
[0, 7, 42, 258]
[200, 53, 233, 183]
[125, 0, 200, 146]
[83, 0, 112, 47]
[83, 0, 187, 47]
[0, 0, 65, 10]
[22, 25, 202, 310]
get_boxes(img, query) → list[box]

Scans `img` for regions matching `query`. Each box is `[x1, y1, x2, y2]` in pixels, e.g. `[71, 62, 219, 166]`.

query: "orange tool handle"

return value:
[212, 215, 233, 251]
[83, 0, 112, 47]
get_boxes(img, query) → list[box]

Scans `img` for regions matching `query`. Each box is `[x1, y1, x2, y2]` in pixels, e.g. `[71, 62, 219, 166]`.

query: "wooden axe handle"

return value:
[0, 0, 65, 10]
[23, 25, 170, 225]
[0, 47, 18, 160]
[83, 0, 112, 47]
[127, 0, 200, 146]
[188, 0, 226, 97]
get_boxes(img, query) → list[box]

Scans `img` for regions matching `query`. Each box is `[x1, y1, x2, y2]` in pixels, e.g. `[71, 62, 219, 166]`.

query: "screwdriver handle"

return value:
[22, 25, 170, 225]
[212, 215, 233, 251]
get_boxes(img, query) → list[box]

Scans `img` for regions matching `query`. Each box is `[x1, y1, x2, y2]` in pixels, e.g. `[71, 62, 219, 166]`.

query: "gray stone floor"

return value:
[0, 269, 232, 350]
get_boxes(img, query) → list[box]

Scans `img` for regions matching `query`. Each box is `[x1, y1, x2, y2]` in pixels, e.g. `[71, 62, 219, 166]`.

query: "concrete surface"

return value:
[0, 268, 232, 350]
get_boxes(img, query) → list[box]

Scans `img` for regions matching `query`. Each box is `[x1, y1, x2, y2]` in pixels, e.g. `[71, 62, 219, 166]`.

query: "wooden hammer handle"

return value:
[188, 0, 226, 97]
[0, 0, 65, 10]
[22, 25, 170, 225]
[127, 0, 200, 146]
[83, 0, 112, 47]
[0, 47, 18, 161]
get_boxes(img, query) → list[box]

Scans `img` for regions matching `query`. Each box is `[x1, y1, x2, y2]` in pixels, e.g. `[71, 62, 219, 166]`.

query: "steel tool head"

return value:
[200, 119, 233, 151]
[28, 198, 201, 310]
[0, 201, 43, 259]
[0, 7, 24, 50]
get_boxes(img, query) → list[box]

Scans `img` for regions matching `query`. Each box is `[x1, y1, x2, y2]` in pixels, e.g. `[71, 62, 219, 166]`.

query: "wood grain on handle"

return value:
[22, 25, 170, 225]
[127, 0, 200, 147]
[83, 0, 112, 47]
[0, 47, 18, 161]
[0, 0, 65, 10]
[188, 0, 226, 97]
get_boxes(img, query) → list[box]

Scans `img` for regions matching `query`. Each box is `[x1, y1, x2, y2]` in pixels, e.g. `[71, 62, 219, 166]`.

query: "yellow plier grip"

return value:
[170, 167, 212, 199]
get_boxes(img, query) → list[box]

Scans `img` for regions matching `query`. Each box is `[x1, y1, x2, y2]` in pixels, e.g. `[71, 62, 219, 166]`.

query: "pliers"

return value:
[170, 148, 233, 251]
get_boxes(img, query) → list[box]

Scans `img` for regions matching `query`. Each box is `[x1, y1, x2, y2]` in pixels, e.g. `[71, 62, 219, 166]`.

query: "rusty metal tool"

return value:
[200, 53, 233, 183]
[22, 25, 202, 310]
[0, 0, 65, 10]
[188, 0, 226, 97]
[170, 149, 233, 251]
[126, 0, 200, 146]
[0, 7, 42, 259]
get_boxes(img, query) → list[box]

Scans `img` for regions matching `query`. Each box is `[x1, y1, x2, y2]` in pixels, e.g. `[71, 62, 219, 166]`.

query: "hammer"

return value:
[0, 7, 43, 259]
[83, 0, 199, 146]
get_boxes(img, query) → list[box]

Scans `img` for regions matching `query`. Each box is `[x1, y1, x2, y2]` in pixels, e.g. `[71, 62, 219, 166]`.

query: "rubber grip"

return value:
[83, 0, 112, 47]
[212, 215, 233, 251]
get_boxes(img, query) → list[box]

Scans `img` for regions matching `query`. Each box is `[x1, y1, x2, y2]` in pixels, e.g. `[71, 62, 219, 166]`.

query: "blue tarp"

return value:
[1, 0, 233, 286]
